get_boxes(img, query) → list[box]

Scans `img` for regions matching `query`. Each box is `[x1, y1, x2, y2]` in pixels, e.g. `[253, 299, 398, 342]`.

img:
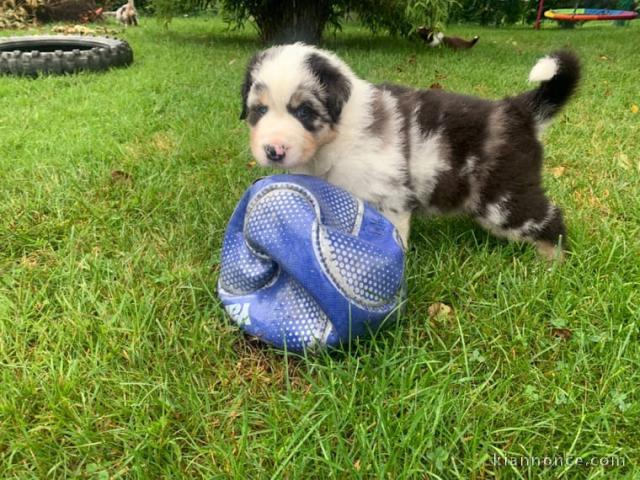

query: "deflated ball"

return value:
[217, 174, 405, 353]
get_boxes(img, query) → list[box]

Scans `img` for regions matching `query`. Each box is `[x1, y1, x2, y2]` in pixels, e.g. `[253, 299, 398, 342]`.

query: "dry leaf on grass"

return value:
[428, 302, 453, 319]
[246, 160, 256, 169]
[111, 170, 133, 183]
[573, 190, 610, 215]
[151, 132, 176, 153]
[551, 327, 572, 341]
[631, 104, 639, 114]
[20, 255, 38, 269]
[430, 82, 443, 90]
[551, 166, 566, 178]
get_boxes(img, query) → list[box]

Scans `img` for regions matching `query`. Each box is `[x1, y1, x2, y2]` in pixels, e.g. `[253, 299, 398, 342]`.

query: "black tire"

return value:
[0, 35, 133, 76]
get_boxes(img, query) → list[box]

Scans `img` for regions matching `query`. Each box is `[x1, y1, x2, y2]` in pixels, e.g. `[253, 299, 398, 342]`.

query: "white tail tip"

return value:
[528, 56, 559, 83]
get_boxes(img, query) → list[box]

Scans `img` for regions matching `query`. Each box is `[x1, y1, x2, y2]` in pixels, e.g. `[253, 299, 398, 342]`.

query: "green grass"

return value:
[1, 16, 639, 479]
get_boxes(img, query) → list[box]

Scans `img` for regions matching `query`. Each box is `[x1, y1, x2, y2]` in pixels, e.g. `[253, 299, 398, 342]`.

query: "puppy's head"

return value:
[240, 44, 352, 169]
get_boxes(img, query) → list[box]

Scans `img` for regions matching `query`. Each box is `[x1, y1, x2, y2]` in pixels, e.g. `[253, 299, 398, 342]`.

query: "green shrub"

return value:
[151, 0, 455, 43]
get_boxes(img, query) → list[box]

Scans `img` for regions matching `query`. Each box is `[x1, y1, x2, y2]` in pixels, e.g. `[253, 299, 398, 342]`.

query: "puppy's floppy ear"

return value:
[240, 53, 264, 120]
[306, 53, 352, 124]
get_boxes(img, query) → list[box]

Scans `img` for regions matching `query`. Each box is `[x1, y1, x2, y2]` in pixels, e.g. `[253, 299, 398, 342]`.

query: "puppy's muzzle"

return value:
[264, 144, 286, 163]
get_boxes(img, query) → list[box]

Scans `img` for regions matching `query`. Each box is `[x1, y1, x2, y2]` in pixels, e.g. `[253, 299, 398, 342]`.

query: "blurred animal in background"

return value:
[417, 26, 479, 50]
[113, 0, 137, 26]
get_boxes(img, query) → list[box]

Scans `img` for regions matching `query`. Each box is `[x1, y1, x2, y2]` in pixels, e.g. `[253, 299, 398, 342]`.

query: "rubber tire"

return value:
[0, 35, 133, 76]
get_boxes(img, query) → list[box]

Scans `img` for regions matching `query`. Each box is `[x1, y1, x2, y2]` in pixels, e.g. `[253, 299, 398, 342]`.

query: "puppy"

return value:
[417, 26, 479, 50]
[240, 44, 580, 259]
[115, 0, 138, 26]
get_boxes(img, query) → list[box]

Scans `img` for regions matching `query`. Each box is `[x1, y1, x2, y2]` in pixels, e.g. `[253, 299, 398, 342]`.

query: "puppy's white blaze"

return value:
[255, 46, 315, 106]
[528, 56, 558, 83]
[254, 43, 354, 106]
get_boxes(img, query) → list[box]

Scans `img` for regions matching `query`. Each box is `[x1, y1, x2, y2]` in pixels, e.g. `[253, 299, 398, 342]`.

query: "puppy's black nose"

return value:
[264, 144, 286, 163]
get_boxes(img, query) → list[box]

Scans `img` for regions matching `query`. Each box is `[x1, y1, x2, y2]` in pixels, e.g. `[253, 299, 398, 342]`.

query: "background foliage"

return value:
[151, 0, 456, 41]
[147, 0, 639, 35]
[3, 0, 636, 31]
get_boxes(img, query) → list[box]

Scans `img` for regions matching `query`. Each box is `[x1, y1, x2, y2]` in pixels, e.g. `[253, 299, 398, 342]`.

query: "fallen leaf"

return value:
[573, 190, 610, 214]
[430, 82, 443, 89]
[246, 160, 256, 169]
[111, 170, 133, 182]
[428, 302, 453, 319]
[631, 104, 639, 114]
[20, 255, 38, 268]
[354, 459, 361, 471]
[551, 327, 572, 340]
[599, 55, 609, 61]
[152, 132, 176, 153]
[551, 166, 566, 178]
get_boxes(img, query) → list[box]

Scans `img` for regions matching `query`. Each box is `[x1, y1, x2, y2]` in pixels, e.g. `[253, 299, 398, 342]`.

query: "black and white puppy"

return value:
[240, 44, 580, 259]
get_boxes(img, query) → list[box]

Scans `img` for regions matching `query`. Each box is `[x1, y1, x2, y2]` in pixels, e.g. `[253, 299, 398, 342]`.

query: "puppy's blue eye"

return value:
[295, 105, 313, 120]
[255, 105, 268, 115]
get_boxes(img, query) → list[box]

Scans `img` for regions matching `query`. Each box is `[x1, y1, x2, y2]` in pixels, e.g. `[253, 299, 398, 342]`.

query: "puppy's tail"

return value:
[521, 50, 580, 125]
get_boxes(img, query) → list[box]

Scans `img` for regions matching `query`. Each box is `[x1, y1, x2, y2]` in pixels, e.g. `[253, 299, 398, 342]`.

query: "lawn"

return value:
[1, 16, 639, 479]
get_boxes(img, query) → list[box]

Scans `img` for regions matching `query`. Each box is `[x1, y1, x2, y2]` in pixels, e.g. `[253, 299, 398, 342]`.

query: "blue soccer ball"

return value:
[217, 174, 405, 353]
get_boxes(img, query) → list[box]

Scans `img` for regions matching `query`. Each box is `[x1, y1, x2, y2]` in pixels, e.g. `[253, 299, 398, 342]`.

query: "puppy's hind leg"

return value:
[474, 192, 567, 261]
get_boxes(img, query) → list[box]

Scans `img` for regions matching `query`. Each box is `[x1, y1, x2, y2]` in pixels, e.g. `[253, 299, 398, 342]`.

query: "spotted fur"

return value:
[240, 44, 580, 259]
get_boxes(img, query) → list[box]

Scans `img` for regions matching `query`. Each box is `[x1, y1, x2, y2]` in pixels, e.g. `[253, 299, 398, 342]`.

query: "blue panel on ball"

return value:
[218, 174, 405, 353]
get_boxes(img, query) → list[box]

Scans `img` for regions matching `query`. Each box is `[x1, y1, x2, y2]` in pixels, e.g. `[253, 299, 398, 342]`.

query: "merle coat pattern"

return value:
[240, 44, 580, 259]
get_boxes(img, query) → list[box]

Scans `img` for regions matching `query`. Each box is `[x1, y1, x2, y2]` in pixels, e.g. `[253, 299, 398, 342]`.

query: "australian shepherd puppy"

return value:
[240, 44, 580, 259]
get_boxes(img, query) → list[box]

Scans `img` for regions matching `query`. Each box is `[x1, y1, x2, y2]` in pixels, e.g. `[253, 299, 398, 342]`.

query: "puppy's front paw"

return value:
[536, 241, 566, 263]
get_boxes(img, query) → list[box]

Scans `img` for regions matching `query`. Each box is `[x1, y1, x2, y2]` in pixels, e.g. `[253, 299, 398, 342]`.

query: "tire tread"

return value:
[0, 35, 133, 76]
